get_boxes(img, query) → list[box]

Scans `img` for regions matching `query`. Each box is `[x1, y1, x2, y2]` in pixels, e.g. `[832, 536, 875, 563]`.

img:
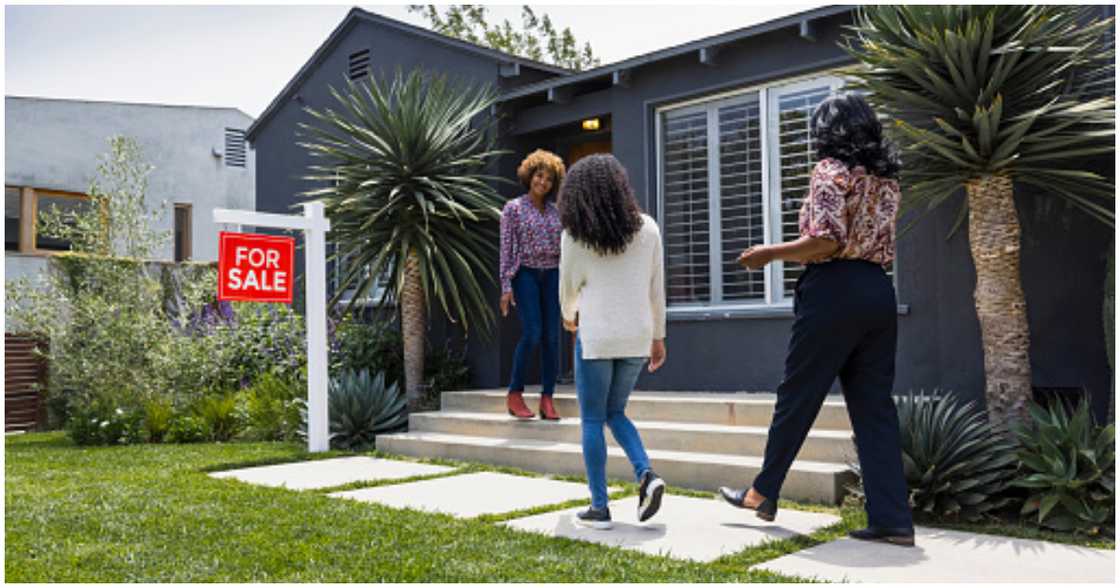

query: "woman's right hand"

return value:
[649, 339, 666, 373]
[500, 292, 515, 317]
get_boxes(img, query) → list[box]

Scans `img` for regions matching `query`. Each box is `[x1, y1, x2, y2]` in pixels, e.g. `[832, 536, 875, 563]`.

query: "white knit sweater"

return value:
[559, 214, 667, 360]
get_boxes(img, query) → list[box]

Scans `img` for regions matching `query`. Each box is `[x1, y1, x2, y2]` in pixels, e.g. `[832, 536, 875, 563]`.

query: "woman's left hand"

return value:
[738, 246, 773, 270]
[563, 316, 578, 332]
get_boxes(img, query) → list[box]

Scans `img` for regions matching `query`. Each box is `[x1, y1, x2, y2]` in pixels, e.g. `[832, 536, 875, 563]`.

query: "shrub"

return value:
[193, 392, 244, 442]
[143, 399, 174, 443]
[239, 372, 304, 441]
[303, 369, 408, 451]
[1011, 401, 1115, 536]
[848, 390, 1018, 522]
[166, 415, 208, 444]
[66, 402, 145, 446]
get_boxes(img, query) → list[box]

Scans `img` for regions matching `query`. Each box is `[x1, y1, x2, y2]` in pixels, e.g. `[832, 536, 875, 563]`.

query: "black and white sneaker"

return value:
[575, 506, 613, 530]
[638, 470, 666, 522]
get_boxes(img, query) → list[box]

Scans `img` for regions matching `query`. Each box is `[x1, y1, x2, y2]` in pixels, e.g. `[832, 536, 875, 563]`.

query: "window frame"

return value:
[655, 69, 858, 314]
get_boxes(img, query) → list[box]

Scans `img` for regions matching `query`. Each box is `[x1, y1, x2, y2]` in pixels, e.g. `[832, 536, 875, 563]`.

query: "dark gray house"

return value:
[247, 6, 1115, 419]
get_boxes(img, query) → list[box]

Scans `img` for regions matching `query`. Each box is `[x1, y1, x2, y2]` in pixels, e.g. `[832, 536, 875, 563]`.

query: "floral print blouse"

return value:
[799, 157, 900, 267]
[499, 195, 562, 293]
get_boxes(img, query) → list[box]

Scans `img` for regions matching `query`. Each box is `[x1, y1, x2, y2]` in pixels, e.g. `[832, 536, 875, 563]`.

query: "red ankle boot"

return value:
[507, 391, 535, 419]
[539, 395, 560, 421]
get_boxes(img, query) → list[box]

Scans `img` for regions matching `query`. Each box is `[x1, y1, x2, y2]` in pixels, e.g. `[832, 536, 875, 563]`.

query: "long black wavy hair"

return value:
[557, 154, 644, 256]
[811, 93, 901, 179]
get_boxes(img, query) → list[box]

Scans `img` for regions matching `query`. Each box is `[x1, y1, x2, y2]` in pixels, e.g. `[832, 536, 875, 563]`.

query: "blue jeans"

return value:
[509, 267, 560, 396]
[575, 336, 651, 509]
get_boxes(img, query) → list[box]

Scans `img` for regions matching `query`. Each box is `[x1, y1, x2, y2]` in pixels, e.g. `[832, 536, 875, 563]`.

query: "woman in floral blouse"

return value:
[499, 149, 566, 420]
[719, 93, 916, 548]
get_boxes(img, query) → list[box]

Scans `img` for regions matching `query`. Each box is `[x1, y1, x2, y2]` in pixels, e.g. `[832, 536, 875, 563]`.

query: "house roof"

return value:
[496, 5, 854, 103]
[245, 7, 573, 141]
[6, 95, 254, 120]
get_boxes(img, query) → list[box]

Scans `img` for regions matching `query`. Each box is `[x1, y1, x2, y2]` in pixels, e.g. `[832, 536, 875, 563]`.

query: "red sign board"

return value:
[218, 232, 295, 303]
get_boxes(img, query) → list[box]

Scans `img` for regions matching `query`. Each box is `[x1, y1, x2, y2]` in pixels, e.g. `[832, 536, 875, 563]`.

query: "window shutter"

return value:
[661, 109, 711, 305]
[348, 49, 371, 81]
[717, 97, 766, 301]
[224, 128, 247, 168]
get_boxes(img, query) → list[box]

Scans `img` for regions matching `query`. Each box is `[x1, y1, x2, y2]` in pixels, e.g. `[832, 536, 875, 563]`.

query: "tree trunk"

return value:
[400, 249, 426, 408]
[966, 173, 1032, 431]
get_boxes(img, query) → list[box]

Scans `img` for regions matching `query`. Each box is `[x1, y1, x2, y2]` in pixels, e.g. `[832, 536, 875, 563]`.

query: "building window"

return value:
[5, 186, 21, 251]
[5, 186, 92, 254]
[174, 203, 192, 261]
[330, 243, 391, 306]
[658, 73, 895, 312]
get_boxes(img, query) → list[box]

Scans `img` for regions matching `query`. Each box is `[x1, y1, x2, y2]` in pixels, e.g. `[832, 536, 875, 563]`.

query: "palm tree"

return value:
[298, 70, 508, 405]
[845, 6, 1115, 430]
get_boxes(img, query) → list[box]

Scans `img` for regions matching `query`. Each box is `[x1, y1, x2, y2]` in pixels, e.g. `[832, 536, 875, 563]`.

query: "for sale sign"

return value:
[218, 231, 295, 303]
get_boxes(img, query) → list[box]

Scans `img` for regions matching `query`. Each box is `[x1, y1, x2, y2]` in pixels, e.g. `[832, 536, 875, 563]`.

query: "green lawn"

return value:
[4, 432, 1112, 582]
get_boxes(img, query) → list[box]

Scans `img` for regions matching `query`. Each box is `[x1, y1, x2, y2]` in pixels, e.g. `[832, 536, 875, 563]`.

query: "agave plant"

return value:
[1011, 401, 1115, 536]
[849, 390, 1018, 521]
[301, 369, 408, 451]
[845, 6, 1115, 430]
[298, 69, 508, 404]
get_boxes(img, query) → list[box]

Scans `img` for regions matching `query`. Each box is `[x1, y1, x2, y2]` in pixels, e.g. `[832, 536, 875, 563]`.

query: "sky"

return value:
[4, 2, 820, 118]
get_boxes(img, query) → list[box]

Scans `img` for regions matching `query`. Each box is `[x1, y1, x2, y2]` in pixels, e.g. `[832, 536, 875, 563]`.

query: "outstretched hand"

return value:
[738, 246, 773, 270]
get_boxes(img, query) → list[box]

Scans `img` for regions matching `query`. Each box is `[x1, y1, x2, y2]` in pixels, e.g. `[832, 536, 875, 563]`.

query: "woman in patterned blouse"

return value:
[499, 149, 566, 420]
[719, 93, 917, 547]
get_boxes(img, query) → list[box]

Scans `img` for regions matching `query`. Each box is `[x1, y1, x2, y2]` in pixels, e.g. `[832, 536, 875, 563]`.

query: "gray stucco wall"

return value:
[5, 97, 255, 282]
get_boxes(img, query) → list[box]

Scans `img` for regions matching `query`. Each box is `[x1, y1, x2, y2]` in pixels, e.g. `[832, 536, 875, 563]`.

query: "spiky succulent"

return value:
[1011, 401, 1115, 536]
[849, 390, 1018, 521]
[301, 369, 408, 451]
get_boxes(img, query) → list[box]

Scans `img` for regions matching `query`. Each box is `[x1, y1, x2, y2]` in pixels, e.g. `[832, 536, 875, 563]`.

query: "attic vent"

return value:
[348, 49, 371, 81]
[224, 128, 246, 168]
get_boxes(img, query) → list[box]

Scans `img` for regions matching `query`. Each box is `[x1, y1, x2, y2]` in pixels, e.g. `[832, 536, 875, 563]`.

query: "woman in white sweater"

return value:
[557, 154, 668, 530]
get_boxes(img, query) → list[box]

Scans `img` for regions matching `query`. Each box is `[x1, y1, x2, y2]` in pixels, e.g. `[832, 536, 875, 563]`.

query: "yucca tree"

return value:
[845, 6, 1115, 430]
[299, 70, 508, 405]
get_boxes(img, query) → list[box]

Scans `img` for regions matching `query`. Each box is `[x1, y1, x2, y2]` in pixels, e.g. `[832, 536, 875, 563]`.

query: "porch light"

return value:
[581, 118, 601, 131]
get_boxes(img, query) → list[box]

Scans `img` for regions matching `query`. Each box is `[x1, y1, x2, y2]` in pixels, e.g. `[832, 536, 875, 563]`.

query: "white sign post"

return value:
[213, 202, 332, 452]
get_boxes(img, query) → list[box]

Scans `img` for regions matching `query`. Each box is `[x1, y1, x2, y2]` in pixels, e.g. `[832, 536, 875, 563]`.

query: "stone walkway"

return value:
[209, 456, 1116, 582]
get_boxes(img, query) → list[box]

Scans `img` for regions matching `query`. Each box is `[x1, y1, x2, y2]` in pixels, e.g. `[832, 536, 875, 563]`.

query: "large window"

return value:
[330, 243, 392, 307]
[5, 186, 92, 254]
[657, 74, 847, 311]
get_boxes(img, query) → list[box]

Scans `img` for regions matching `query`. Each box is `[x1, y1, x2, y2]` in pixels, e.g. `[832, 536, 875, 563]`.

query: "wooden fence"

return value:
[5, 334, 48, 432]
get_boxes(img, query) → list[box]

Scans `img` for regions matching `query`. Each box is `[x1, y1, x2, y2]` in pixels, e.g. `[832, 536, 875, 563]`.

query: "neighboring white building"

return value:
[4, 96, 256, 282]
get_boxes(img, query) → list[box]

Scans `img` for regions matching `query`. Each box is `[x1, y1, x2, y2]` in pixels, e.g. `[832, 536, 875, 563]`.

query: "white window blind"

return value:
[717, 97, 765, 302]
[769, 82, 838, 298]
[661, 108, 711, 305]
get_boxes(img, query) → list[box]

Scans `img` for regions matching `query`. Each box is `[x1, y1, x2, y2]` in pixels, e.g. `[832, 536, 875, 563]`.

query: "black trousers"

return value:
[752, 259, 913, 531]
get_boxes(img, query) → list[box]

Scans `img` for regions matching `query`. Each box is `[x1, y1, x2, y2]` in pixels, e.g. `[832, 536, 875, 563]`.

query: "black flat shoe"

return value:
[717, 486, 778, 522]
[849, 526, 916, 547]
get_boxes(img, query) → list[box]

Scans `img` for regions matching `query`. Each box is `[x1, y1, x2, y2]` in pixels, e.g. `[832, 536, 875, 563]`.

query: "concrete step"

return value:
[441, 389, 853, 431]
[409, 411, 856, 465]
[376, 431, 855, 505]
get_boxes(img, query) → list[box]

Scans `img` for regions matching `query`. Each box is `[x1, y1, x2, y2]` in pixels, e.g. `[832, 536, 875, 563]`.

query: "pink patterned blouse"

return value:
[499, 195, 562, 293]
[799, 157, 900, 267]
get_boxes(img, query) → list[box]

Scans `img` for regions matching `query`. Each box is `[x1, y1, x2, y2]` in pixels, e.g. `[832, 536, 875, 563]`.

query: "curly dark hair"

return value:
[516, 149, 565, 201]
[811, 93, 901, 179]
[557, 154, 644, 256]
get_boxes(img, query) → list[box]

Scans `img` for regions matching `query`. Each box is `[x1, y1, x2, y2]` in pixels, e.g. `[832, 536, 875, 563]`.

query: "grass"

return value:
[7, 432, 1113, 582]
[6, 432, 822, 582]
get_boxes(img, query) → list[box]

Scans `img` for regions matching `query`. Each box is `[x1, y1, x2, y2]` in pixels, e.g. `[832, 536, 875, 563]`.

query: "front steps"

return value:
[377, 388, 858, 505]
